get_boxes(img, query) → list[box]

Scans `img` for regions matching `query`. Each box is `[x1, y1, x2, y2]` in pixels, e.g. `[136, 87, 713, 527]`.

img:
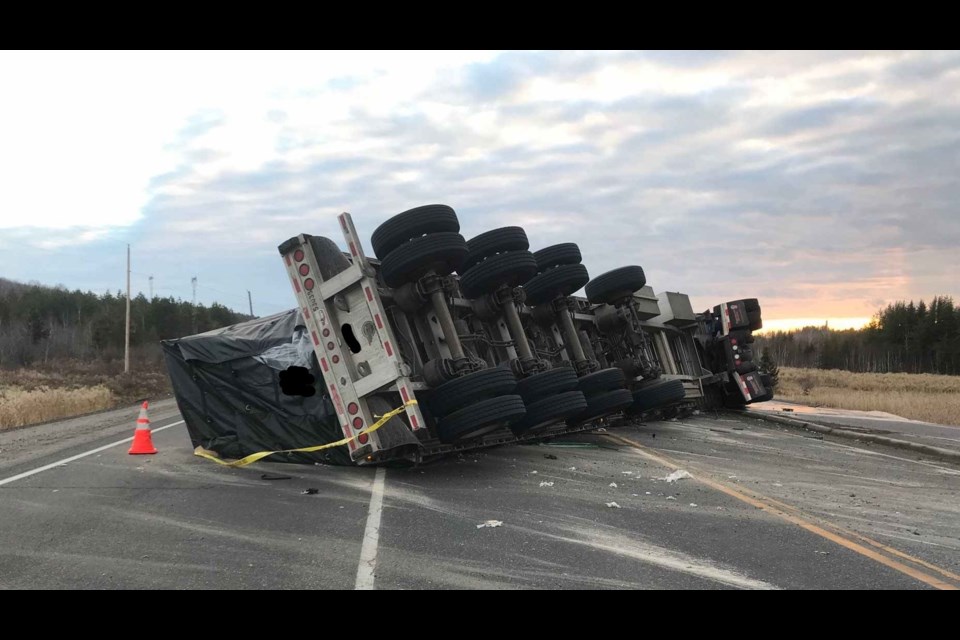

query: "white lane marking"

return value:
[0, 420, 185, 487]
[355, 466, 386, 590]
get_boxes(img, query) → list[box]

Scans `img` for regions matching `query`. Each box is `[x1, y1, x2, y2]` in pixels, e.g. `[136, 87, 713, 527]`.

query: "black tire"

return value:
[436, 395, 526, 444]
[458, 250, 539, 299]
[379, 232, 468, 288]
[728, 330, 754, 344]
[371, 204, 460, 260]
[533, 243, 582, 271]
[426, 367, 518, 417]
[512, 390, 587, 436]
[759, 373, 772, 388]
[463, 227, 529, 271]
[523, 263, 590, 306]
[739, 346, 754, 361]
[748, 309, 762, 331]
[736, 361, 758, 374]
[516, 366, 578, 403]
[567, 389, 634, 425]
[742, 298, 761, 313]
[629, 379, 686, 413]
[585, 266, 647, 305]
[577, 367, 626, 396]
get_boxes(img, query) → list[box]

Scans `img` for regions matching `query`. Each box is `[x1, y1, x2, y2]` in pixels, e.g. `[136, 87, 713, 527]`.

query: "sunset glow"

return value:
[755, 317, 873, 334]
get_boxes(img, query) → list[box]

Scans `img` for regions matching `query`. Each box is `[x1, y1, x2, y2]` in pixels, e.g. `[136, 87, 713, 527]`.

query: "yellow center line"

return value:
[604, 433, 958, 591]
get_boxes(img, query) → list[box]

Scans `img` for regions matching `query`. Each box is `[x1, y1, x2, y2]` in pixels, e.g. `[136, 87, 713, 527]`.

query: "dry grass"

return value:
[776, 367, 960, 426]
[0, 386, 115, 429]
[0, 360, 172, 430]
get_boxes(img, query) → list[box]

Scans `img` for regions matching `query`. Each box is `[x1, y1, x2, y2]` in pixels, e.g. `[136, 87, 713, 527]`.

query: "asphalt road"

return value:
[1, 400, 957, 589]
[747, 400, 960, 455]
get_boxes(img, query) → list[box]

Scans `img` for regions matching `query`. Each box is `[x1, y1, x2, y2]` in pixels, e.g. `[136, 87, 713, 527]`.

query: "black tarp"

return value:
[162, 309, 353, 466]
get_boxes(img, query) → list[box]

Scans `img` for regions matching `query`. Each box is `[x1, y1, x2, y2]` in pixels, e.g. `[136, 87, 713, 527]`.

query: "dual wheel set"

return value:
[370, 204, 681, 445]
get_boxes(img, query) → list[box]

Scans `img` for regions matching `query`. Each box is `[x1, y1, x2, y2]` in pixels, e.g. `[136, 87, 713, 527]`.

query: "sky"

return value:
[0, 50, 957, 329]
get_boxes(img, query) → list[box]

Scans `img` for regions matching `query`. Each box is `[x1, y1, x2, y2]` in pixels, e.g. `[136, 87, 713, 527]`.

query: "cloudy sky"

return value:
[1, 50, 957, 331]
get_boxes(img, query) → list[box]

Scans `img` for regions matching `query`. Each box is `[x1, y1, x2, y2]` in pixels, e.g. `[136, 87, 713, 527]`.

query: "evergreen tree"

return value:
[759, 347, 780, 389]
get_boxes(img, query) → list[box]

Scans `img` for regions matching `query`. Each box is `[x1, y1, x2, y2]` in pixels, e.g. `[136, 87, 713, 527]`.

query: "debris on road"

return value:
[477, 520, 503, 529]
[622, 471, 634, 475]
[301, 488, 319, 495]
[544, 454, 558, 460]
[530, 470, 538, 474]
[661, 469, 693, 483]
[539, 481, 554, 487]
[666, 496, 677, 501]
[261, 473, 292, 480]
[609, 482, 618, 488]
[690, 503, 698, 507]
[605, 502, 621, 508]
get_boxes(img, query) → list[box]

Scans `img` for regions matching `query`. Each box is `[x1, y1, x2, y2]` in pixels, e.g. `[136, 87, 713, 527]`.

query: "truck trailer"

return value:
[163, 204, 771, 466]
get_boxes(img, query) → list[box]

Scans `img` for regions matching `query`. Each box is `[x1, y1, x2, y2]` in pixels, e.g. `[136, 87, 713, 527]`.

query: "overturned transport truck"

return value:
[164, 205, 771, 466]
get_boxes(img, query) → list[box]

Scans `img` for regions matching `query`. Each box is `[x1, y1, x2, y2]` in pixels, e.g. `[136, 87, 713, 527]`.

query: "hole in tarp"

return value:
[341, 323, 362, 353]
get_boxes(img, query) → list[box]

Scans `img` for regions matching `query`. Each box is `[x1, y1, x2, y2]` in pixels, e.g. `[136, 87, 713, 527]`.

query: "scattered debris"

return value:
[301, 488, 319, 495]
[605, 502, 621, 509]
[728, 475, 738, 479]
[622, 471, 634, 475]
[666, 496, 677, 501]
[660, 470, 693, 483]
[539, 481, 554, 488]
[815, 550, 830, 555]
[477, 520, 503, 529]
[609, 482, 618, 488]
[530, 470, 538, 474]
[782, 408, 794, 412]
[849, 493, 856, 497]
[261, 473, 292, 481]
[544, 454, 558, 460]
[52, 489, 59, 493]
[596, 427, 607, 432]
[773, 483, 783, 487]
[689, 503, 698, 507]
[645, 492, 651, 495]
[632, 493, 638, 497]
[569, 466, 577, 471]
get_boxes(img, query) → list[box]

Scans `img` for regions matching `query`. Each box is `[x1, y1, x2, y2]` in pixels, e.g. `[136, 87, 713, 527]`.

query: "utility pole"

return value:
[124, 244, 131, 374]
[247, 290, 254, 317]
[191, 276, 198, 333]
[149, 275, 154, 300]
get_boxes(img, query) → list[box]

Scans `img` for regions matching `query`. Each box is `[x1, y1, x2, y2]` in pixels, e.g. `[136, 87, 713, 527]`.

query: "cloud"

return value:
[0, 50, 957, 321]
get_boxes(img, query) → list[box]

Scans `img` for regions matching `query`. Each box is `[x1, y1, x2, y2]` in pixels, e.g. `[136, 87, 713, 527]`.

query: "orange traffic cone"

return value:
[129, 401, 158, 455]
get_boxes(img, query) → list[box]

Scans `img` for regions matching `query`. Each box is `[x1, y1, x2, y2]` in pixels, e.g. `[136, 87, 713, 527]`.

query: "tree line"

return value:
[755, 296, 960, 375]
[0, 277, 250, 368]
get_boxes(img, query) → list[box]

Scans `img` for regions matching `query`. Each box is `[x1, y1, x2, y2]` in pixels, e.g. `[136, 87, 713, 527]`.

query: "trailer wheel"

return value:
[739, 346, 754, 361]
[426, 367, 518, 417]
[628, 379, 686, 414]
[577, 367, 626, 396]
[566, 388, 634, 425]
[523, 263, 590, 306]
[742, 298, 761, 312]
[533, 243, 582, 271]
[752, 373, 774, 402]
[511, 390, 587, 436]
[584, 265, 647, 304]
[379, 232, 468, 288]
[463, 227, 530, 271]
[458, 250, 539, 299]
[371, 204, 460, 260]
[748, 309, 762, 331]
[436, 395, 526, 444]
[728, 330, 755, 344]
[516, 366, 578, 403]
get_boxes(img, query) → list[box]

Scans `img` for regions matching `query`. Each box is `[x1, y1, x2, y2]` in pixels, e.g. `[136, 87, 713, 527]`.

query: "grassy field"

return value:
[0, 362, 171, 430]
[776, 367, 960, 426]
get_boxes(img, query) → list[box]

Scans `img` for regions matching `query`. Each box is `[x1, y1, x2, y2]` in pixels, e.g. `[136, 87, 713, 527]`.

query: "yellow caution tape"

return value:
[194, 400, 418, 468]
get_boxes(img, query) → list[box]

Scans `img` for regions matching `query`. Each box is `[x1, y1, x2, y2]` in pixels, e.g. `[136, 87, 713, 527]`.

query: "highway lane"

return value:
[1, 402, 957, 589]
